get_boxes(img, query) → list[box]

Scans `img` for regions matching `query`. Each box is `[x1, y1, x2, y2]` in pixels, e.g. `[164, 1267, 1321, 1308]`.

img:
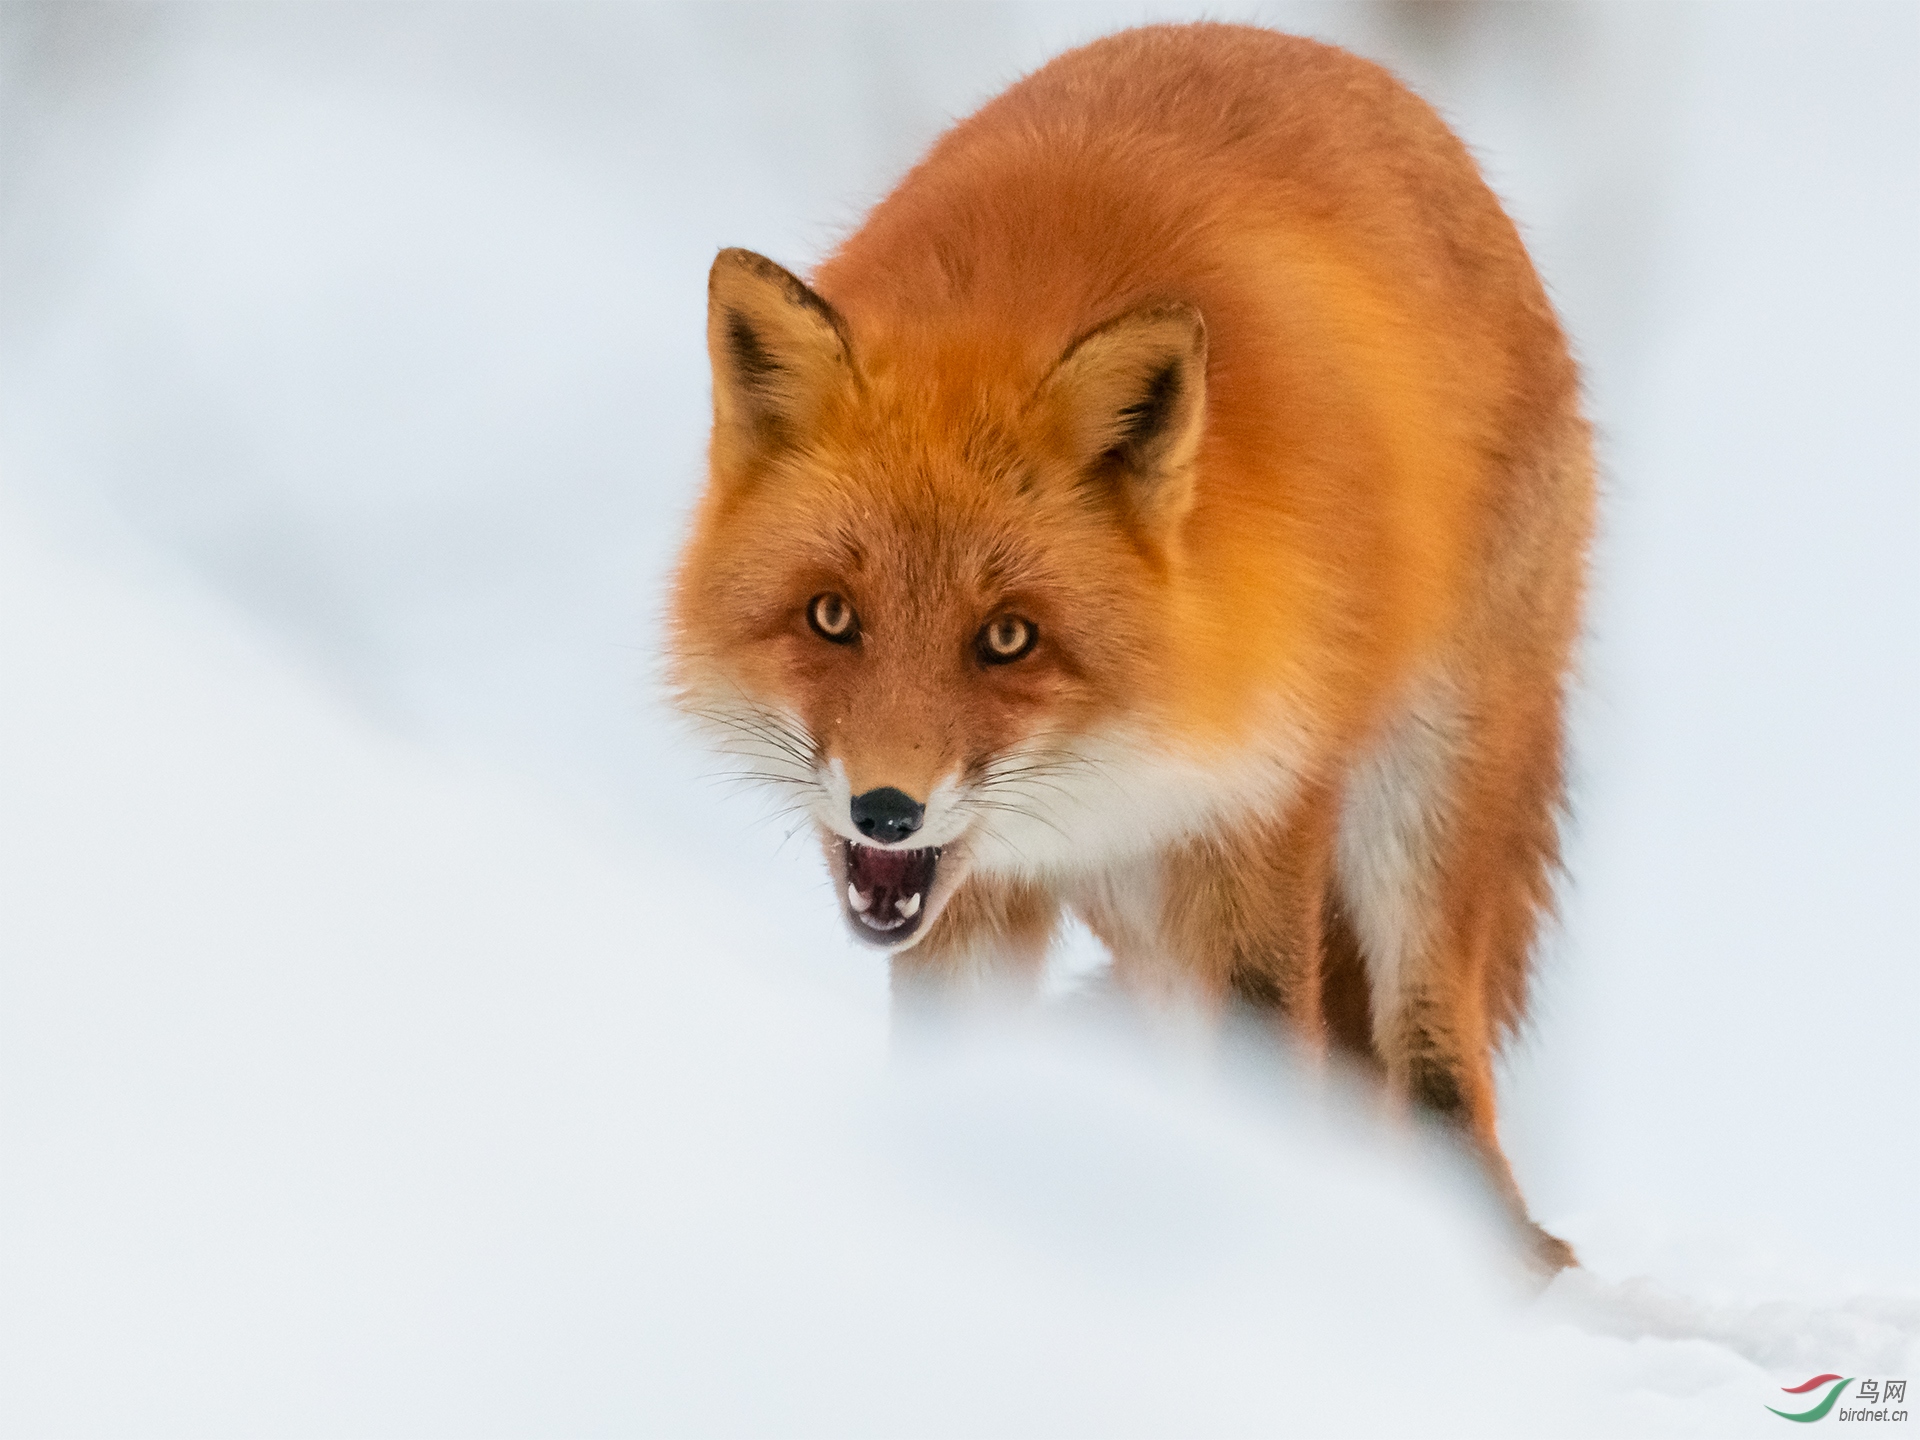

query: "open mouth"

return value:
[840, 840, 940, 946]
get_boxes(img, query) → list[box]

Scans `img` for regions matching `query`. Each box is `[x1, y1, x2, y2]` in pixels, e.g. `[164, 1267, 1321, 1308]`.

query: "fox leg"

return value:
[1320, 894, 1381, 1076]
[889, 873, 1059, 1025]
[1379, 925, 1576, 1274]
[1337, 677, 1577, 1273]
[1114, 782, 1338, 1053]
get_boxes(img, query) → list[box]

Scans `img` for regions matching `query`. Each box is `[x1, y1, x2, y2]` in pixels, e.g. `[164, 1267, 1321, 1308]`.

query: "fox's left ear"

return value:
[1034, 303, 1208, 539]
[707, 247, 857, 470]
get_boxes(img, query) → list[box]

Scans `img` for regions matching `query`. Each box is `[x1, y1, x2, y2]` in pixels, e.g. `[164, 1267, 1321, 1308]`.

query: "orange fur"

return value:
[669, 24, 1592, 1271]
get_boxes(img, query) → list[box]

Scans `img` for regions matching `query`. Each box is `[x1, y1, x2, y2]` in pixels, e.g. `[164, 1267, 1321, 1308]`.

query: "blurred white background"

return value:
[2, 3, 1915, 1433]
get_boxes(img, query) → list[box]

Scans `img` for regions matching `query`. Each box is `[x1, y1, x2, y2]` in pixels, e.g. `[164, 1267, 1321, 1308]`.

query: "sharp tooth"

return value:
[896, 892, 921, 919]
[848, 884, 871, 913]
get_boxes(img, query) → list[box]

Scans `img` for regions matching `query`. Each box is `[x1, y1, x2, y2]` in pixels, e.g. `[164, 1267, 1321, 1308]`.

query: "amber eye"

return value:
[977, 614, 1037, 665]
[807, 592, 859, 643]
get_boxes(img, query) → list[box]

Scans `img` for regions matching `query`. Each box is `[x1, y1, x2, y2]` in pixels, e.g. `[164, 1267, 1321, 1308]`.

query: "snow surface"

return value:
[1, 3, 1915, 1434]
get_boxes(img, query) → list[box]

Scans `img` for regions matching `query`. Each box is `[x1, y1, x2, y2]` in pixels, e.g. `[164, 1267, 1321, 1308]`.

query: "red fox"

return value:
[669, 23, 1592, 1271]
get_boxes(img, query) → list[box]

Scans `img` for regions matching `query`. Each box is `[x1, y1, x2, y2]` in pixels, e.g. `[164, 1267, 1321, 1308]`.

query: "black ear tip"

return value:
[713, 248, 811, 295]
[708, 250, 847, 337]
[710, 247, 776, 288]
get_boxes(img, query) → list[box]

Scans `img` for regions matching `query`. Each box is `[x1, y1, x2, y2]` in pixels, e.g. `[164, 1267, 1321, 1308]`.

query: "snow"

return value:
[1, 3, 1915, 1434]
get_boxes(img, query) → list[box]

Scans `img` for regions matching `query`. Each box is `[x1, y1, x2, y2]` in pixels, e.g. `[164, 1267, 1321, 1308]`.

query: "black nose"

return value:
[850, 786, 925, 845]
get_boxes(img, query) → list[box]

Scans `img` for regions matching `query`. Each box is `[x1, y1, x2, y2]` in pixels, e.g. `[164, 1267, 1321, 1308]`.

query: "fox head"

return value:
[668, 248, 1221, 951]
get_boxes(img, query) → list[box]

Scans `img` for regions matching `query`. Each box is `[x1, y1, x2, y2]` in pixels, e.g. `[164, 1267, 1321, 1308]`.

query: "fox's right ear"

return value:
[707, 248, 856, 468]
[1032, 302, 1208, 543]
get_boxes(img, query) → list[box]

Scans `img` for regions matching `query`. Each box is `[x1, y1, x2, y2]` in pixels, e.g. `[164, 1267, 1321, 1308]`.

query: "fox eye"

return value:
[807, 592, 859, 643]
[977, 614, 1037, 665]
